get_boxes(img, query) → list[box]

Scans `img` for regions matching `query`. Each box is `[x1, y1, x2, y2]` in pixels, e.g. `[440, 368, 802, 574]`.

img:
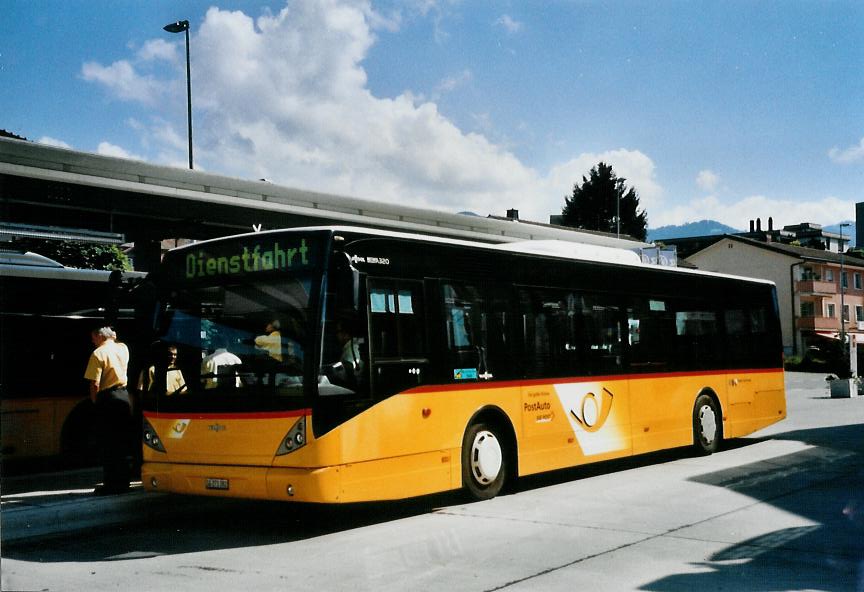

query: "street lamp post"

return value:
[163, 20, 193, 170]
[839, 222, 851, 373]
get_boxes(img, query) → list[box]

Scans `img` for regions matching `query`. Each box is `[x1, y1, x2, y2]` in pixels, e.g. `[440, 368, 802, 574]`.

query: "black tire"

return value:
[461, 421, 508, 501]
[692, 393, 722, 455]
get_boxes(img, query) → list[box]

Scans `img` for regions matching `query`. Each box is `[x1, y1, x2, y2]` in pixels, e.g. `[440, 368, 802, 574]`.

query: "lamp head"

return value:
[163, 20, 190, 33]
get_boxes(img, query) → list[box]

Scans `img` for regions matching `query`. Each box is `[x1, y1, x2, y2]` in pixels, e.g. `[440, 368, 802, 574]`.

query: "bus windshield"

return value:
[144, 274, 316, 413]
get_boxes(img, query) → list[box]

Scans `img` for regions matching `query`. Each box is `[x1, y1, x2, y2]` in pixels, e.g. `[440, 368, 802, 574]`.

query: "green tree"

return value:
[16, 239, 132, 271]
[561, 162, 648, 241]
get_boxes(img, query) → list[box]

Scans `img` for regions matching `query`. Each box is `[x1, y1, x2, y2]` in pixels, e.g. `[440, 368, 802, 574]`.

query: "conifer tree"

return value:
[561, 162, 648, 241]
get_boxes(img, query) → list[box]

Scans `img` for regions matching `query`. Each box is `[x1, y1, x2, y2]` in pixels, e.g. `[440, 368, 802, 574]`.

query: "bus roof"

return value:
[0, 250, 65, 268]
[0, 251, 146, 282]
[166, 225, 776, 288]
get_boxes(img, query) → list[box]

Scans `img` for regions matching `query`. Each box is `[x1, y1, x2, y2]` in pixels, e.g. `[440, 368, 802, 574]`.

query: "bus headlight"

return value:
[143, 417, 166, 453]
[276, 416, 307, 456]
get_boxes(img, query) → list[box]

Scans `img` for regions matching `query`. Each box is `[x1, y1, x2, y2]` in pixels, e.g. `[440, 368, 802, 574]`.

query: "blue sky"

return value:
[3, 0, 861, 229]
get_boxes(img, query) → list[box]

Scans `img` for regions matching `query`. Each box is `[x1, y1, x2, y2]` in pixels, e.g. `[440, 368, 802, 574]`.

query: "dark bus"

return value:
[0, 250, 143, 467]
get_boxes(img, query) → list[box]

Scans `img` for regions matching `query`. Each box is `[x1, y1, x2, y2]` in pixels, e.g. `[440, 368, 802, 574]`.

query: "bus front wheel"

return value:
[692, 394, 722, 455]
[462, 422, 507, 500]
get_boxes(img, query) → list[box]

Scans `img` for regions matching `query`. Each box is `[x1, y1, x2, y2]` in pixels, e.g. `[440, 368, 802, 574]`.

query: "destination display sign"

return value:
[165, 233, 322, 283]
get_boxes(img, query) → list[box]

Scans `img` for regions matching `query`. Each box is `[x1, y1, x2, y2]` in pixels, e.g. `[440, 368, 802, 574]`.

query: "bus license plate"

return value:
[205, 478, 229, 490]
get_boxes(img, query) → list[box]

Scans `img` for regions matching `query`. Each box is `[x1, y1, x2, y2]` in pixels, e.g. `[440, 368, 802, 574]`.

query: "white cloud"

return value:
[81, 60, 166, 105]
[494, 15, 523, 34]
[829, 137, 864, 164]
[37, 136, 72, 149]
[136, 39, 179, 63]
[161, 1, 541, 217]
[96, 142, 144, 161]
[696, 169, 720, 192]
[436, 69, 472, 95]
[79, 0, 655, 225]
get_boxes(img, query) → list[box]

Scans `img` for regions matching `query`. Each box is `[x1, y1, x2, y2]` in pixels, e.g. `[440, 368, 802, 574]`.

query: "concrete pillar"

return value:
[131, 238, 162, 272]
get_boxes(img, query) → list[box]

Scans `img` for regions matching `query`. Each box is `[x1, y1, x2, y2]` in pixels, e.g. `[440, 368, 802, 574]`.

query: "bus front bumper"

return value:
[142, 462, 343, 503]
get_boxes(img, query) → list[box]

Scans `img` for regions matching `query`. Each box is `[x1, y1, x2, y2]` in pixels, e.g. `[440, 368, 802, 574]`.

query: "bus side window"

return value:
[519, 288, 622, 378]
[627, 299, 674, 372]
[724, 304, 772, 368]
[583, 299, 623, 375]
[672, 301, 721, 370]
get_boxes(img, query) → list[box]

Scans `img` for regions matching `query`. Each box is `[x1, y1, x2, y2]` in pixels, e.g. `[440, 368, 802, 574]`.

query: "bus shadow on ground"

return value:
[2, 489, 470, 562]
[514, 440, 760, 496]
[641, 422, 864, 592]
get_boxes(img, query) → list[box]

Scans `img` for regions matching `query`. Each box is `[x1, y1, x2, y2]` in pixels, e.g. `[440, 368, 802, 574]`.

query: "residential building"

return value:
[686, 236, 864, 360]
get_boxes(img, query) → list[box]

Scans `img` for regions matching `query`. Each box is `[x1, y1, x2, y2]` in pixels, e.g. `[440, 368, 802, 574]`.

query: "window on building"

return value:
[801, 267, 819, 281]
[856, 305, 864, 323]
[855, 273, 862, 290]
[800, 301, 815, 317]
[841, 271, 849, 289]
[843, 304, 850, 322]
[826, 303, 836, 318]
[825, 269, 834, 282]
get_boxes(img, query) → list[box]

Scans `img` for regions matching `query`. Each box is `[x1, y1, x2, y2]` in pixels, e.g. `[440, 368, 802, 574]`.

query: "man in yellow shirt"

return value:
[84, 326, 133, 495]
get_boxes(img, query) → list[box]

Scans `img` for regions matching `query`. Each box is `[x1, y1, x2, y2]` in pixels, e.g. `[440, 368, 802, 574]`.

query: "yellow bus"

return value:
[140, 227, 785, 502]
[0, 251, 143, 467]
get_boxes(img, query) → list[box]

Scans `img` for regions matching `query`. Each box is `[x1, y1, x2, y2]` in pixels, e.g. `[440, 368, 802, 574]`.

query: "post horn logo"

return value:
[570, 387, 614, 433]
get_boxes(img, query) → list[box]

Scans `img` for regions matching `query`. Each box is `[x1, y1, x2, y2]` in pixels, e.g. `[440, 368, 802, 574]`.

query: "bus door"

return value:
[440, 282, 516, 385]
[367, 279, 429, 398]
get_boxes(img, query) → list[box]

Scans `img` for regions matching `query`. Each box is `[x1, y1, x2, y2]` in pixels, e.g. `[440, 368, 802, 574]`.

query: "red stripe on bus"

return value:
[402, 367, 784, 394]
[143, 409, 310, 420]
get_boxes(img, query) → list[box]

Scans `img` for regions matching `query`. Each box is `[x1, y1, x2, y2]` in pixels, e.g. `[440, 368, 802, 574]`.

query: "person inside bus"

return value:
[138, 345, 186, 395]
[84, 325, 134, 495]
[201, 334, 242, 389]
[254, 319, 284, 362]
[327, 320, 364, 389]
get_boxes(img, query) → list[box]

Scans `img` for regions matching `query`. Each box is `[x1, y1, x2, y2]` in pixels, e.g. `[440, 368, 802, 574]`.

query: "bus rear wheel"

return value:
[462, 422, 508, 501]
[693, 394, 721, 455]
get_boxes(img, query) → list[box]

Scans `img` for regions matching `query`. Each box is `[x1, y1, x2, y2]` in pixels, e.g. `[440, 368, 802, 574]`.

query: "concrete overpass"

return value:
[0, 137, 647, 271]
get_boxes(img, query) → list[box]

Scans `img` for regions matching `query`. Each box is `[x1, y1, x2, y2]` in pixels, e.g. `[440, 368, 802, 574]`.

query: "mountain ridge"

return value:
[647, 219, 856, 247]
